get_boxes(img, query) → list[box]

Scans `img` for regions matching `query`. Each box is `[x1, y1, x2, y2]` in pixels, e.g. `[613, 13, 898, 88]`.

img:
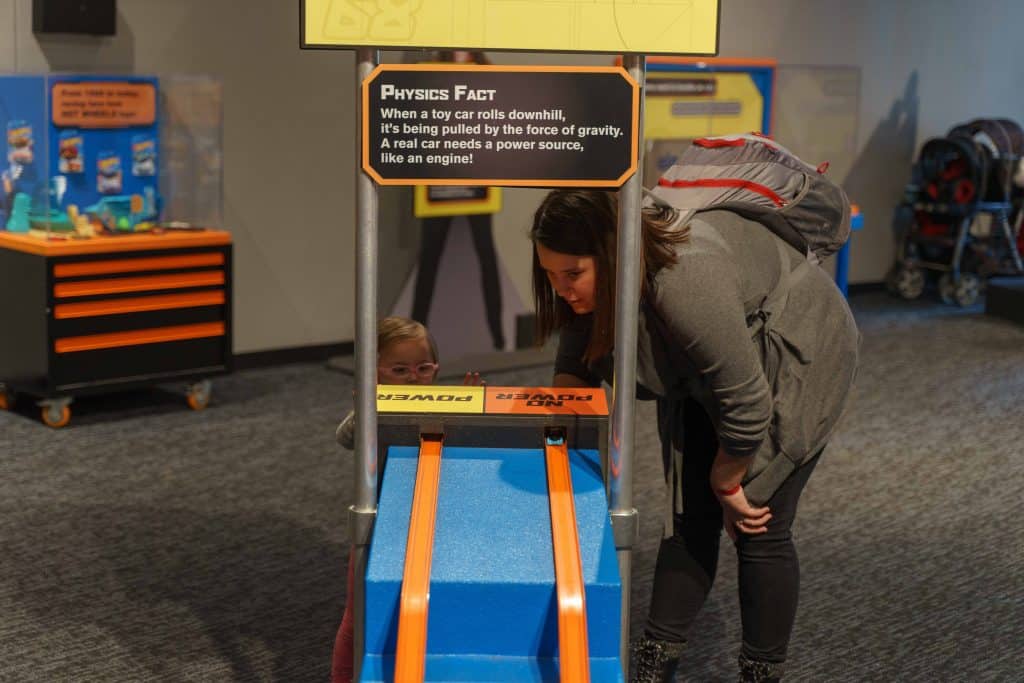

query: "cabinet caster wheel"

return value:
[41, 403, 71, 428]
[186, 380, 212, 411]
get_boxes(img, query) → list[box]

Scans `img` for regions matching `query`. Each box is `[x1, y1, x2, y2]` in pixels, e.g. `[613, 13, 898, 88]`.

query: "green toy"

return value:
[5, 193, 31, 233]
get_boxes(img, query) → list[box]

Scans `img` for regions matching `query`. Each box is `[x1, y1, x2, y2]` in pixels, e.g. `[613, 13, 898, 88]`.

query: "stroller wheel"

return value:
[952, 273, 981, 307]
[891, 264, 926, 300]
[938, 273, 956, 304]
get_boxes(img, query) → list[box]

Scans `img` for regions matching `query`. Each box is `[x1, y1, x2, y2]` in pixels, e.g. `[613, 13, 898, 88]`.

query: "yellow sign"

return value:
[413, 185, 502, 218]
[644, 71, 763, 140]
[302, 0, 719, 55]
[377, 385, 484, 413]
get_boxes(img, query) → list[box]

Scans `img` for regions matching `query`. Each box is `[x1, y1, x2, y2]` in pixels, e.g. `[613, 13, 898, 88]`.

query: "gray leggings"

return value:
[646, 398, 820, 665]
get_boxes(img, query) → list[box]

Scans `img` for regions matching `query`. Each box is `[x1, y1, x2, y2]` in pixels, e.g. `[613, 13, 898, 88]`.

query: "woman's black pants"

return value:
[645, 399, 820, 666]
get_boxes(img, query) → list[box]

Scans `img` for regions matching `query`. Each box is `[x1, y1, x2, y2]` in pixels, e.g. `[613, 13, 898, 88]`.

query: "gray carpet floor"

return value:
[1, 292, 1022, 682]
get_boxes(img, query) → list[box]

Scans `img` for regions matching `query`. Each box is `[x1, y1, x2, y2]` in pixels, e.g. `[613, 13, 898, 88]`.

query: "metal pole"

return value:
[352, 46, 380, 683]
[609, 53, 645, 676]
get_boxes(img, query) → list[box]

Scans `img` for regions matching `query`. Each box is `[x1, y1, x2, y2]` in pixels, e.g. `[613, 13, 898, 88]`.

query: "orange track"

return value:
[394, 435, 444, 683]
[545, 436, 591, 683]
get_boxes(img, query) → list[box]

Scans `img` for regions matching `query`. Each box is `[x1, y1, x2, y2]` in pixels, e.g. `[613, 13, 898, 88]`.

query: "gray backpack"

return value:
[647, 133, 852, 264]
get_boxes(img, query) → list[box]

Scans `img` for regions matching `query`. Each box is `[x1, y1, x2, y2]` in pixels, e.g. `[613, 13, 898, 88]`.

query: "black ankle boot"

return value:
[630, 634, 685, 683]
[737, 653, 784, 682]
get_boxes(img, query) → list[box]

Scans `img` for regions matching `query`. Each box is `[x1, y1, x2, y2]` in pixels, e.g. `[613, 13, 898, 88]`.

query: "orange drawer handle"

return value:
[394, 435, 444, 683]
[54, 291, 225, 319]
[54, 252, 224, 278]
[54, 271, 224, 298]
[545, 434, 591, 683]
[55, 322, 225, 353]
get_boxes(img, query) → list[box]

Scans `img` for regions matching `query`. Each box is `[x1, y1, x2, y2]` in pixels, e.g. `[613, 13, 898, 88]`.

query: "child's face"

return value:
[377, 336, 438, 385]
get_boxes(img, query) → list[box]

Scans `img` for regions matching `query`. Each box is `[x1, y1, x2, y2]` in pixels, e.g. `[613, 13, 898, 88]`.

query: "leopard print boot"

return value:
[737, 653, 784, 682]
[630, 634, 685, 683]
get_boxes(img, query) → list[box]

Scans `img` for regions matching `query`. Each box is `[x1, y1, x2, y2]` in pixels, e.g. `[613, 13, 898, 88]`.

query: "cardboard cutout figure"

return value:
[409, 51, 505, 350]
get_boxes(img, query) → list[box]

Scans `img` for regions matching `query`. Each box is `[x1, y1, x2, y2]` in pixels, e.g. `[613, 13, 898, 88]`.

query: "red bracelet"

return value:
[717, 484, 742, 496]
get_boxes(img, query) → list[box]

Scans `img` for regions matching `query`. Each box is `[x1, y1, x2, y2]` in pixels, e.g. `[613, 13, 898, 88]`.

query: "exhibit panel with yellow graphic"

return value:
[639, 57, 775, 185]
[302, 0, 720, 55]
[413, 185, 501, 218]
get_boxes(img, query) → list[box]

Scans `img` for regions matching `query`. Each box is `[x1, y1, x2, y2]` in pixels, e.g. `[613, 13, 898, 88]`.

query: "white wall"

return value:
[5, 0, 1024, 352]
[0, 1, 14, 69]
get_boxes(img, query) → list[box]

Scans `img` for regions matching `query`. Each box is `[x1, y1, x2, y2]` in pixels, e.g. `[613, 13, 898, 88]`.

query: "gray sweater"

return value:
[555, 210, 860, 505]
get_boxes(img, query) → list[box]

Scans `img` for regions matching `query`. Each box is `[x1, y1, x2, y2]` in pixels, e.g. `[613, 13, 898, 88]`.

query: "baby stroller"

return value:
[888, 117, 1024, 306]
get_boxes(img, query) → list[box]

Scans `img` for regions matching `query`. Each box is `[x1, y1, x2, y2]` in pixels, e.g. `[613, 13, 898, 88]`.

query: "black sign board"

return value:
[362, 65, 639, 187]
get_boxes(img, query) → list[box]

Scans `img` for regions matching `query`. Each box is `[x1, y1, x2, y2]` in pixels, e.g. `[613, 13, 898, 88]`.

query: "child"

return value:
[332, 317, 479, 683]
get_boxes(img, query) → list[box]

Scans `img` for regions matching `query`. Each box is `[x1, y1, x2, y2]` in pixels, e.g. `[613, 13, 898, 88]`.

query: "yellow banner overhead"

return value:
[377, 385, 485, 414]
[302, 0, 720, 55]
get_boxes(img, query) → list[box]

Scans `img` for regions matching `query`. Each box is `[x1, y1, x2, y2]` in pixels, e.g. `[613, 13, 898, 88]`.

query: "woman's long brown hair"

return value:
[530, 189, 688, 363]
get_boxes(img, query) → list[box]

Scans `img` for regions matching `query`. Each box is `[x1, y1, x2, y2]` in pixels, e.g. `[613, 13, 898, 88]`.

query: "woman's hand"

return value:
[710, 446, 771, 540]
[463, 371, 485, 386]
[715, 485, 771, 541]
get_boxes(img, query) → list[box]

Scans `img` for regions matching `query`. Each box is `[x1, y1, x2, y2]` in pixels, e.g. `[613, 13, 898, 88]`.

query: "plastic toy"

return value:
[83, 186, 158, 233]
[27, 208, 75, 233]
[5, 193, 30, 232]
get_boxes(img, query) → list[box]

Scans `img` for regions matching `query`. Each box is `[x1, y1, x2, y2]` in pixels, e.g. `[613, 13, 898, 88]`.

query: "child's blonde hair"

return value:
[377, 317, 439, 363]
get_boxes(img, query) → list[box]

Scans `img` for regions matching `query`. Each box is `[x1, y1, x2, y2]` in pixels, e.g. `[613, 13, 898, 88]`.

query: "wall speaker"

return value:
[33, 0, 117, 36]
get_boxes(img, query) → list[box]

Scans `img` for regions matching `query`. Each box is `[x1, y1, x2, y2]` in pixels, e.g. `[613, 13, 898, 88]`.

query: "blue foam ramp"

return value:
[362, 445, 622, 682]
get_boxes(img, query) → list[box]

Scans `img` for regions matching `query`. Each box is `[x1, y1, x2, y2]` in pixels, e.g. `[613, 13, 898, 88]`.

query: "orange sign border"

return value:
[361, 64, 640, 188]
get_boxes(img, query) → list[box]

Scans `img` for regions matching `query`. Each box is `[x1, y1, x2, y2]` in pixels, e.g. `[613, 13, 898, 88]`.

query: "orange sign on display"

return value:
[52, 82, 157, 128]
[484, 387, 608, 416]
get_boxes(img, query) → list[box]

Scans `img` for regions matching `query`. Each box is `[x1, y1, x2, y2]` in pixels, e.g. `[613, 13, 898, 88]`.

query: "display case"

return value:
[0, 74, 231, 427]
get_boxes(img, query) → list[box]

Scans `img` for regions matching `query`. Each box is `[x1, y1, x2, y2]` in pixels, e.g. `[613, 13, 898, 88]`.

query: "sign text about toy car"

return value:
[364, 67, 637, 186]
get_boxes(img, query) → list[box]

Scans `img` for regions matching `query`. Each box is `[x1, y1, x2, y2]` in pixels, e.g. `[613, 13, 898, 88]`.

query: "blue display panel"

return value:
[0, 74, 159, 235]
